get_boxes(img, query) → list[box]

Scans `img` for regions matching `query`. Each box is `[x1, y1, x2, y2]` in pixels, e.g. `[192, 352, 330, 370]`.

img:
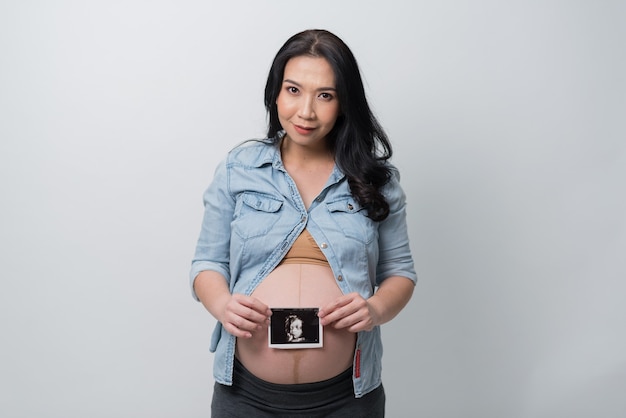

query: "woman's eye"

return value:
[319, 92, 334, 100]
[287, 86, 299, 94]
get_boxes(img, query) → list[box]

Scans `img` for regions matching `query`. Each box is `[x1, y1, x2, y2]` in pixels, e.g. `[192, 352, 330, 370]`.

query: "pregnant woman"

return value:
[190, 29, 417, 417]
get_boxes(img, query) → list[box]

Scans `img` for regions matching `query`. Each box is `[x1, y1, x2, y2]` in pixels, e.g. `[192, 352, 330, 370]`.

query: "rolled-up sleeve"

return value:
[189, 158, 235, 300]
[375, 171, 418, 286]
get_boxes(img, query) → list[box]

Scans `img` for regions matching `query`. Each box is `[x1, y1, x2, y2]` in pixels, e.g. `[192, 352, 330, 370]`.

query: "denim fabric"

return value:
[190, 134, 417, 398]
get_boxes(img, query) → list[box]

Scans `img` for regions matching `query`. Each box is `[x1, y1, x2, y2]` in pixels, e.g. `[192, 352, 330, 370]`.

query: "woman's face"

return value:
[289, 318, 303, 338]
[276, 56, 340, 150]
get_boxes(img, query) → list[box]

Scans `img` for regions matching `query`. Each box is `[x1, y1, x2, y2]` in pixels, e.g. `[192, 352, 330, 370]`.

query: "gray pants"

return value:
[211, 359, 385, 417]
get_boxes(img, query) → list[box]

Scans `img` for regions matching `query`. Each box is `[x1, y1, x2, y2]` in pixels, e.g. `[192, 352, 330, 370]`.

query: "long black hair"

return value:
[264, 29, 393, 221]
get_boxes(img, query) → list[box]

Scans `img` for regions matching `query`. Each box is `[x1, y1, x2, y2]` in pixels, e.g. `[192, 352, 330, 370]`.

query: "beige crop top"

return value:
[280, 229, 329, 267]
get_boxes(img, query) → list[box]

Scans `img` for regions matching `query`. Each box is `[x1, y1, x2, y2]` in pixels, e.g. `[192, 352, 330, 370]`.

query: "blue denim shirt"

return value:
[190, 135, 417, 398]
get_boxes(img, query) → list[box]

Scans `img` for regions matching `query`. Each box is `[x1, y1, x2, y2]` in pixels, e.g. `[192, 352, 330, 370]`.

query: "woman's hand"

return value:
[217, 293, 272, 339]
[193, 271, 271, 339]
[318, 276, 415, 333]
[318, 292, 380, 333]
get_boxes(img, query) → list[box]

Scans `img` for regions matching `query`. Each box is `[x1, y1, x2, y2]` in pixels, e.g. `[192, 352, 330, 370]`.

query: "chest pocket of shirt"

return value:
[233, 192, 284, 239]
[326, 198, 376, 245]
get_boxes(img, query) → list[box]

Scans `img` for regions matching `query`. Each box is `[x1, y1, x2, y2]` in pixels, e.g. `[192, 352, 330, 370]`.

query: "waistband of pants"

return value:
[233, 357, 353, 395]
[212, 359, 385, 417]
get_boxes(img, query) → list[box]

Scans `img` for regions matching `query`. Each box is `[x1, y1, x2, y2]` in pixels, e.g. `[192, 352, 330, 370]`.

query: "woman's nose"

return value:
[297, 97, 315, 120]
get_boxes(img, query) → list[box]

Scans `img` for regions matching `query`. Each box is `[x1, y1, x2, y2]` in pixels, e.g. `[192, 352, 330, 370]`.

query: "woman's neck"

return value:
[280, 136, 334, 169]
[280, 136, 335, 209]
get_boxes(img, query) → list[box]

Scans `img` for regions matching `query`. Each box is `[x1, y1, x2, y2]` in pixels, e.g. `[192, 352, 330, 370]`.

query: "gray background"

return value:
[1, 1, 624, 417]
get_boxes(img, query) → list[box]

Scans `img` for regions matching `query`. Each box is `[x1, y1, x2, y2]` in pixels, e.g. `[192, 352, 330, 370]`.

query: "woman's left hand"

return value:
[318, 276, 415, 333]
[318, 292, 381, 333]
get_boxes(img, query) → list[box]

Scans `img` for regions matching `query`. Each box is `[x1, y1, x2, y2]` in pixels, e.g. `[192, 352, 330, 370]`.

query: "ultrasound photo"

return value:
[268, 308, 323, 349]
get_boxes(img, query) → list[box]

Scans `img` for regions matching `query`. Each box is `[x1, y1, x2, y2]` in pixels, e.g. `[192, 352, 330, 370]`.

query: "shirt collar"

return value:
[257, 131, 346, 184]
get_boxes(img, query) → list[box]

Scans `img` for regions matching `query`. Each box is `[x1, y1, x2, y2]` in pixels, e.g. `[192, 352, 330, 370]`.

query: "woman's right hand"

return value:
[194, 271, 272, 339]
[217, 293, 272, 339]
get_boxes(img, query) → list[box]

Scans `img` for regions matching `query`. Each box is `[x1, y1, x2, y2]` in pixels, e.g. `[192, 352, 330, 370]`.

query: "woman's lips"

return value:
[294, 124, 315, 135]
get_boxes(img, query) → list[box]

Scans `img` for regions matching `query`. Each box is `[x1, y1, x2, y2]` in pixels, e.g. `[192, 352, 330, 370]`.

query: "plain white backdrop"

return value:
[1, 1, 625, 417]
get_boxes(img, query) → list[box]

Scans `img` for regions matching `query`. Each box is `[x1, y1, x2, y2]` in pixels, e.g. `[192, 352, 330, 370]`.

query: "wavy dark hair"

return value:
[264, 29, 393, 221]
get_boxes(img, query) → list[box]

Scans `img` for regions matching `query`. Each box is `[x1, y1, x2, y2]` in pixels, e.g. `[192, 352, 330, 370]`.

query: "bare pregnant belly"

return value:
[236, 263, 356, 384]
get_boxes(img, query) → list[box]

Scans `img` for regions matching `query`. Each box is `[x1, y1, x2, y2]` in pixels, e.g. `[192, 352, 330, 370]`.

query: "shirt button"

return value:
[337, 275, 343, 281]
[300, 216, 306, 223]
[320, 243, 328, 249]
[347, 203, 354, 210]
